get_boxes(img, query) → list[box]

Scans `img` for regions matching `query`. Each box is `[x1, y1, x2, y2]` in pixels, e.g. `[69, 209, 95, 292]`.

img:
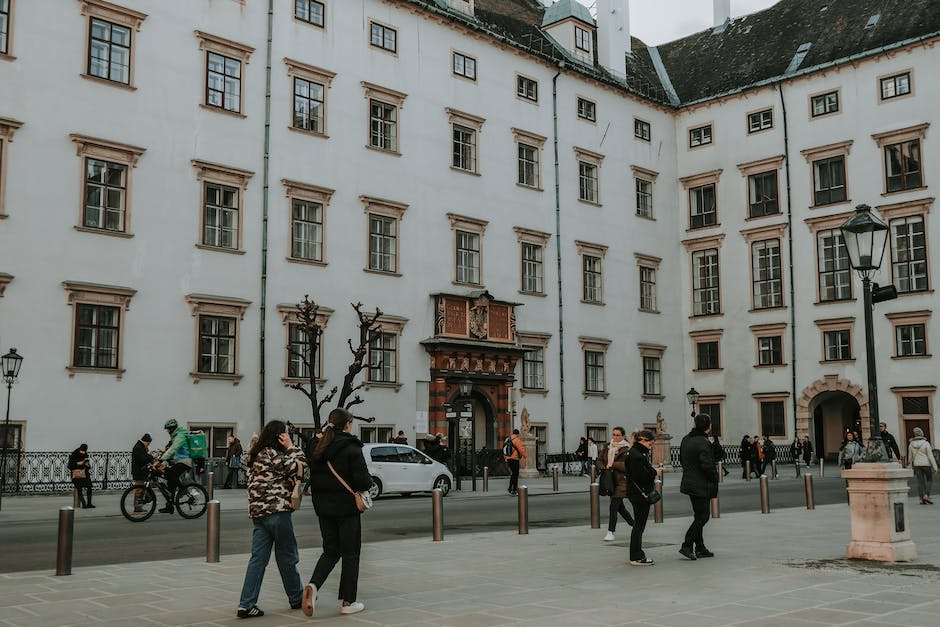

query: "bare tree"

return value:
[287, 295, 380, 430]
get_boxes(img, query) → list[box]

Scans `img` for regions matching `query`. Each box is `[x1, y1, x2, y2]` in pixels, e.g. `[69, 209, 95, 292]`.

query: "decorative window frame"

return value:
[738, 155, 784, 221]
[515, 73, 539, 103]
[514, 227, 550, 296]
[368, 19, 398, 56]
[576, 96, 596, 122]
[877, 68, 913, 103]
[680, 169, 722, 231]
[741, 223, 787, 312]
[186, 293, 250, 384]
[574, 146, 604, 206]
[512, 128, 546, 191]
[364, 314, 408, 391]
[690, 329, 723, 372]
[448, 212, 487, 286]
[886, 310, 931, 359]
[0, 116, 23, 218]
[195, 30, 255, 118]
[638, 342, 666, 399]
[282, 179, 334, 267]
[579, 336, 610, 398]
[517, 330, 550, 394]
[363, 81, 407, 155]
[192, 159, 254, 254]
[1, 0, 15, 60]
[63, 280, 136, 379]
[277, 303, 333, 386]
[746, 107, 773, 134]
[803, 209, 856, 304]
[800, 140, 853, 208]
[70, 133, 146, 237]
[634, 117, 651, 142]
[451, 49, 477, 83]
[293, 0, 326, 30]
[688, 123, 714, 149]
[446, 107, 485, 175]
[871, 123, 929, 196]
[576, 240, 607, 305]
[697, 395, 725, 436]
[80, 0, 148, 90]
[682, 233, 725, 318]
[814, 316, 856, 363]
[809, 88, 841, 120]
[751, 322, 787, 368]
[362, 195, 408, 276]
[890, 385, 935, 429]
[879, 197, 933, 295]
[285, 58, 335, 139]
[632, 165, 659, 220]
[753, 392, 790, 438]
[635, 252, 661, 313]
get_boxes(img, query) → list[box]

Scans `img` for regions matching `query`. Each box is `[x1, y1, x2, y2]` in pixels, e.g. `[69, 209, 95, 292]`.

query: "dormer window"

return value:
[575, 26, 591, 52]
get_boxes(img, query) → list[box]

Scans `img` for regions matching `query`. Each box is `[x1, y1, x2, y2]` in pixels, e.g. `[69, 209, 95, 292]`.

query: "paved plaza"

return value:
[0, 479, 938, 627]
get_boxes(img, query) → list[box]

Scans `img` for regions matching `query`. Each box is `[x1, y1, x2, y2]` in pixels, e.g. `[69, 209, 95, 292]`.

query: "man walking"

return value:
[223, 435, 243, 489]
[740, 435, 751, 479]
[879, 423, 902, 461]
[131, 434, 153, 512]
[679, 414, 719, 560]
[503, 429, 526, 495]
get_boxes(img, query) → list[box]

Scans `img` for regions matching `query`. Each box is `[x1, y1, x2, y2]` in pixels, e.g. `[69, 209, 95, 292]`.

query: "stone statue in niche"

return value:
[656, 411, 666, 435]
[469, 296, 489, 339]
[520, 407, 531, 434]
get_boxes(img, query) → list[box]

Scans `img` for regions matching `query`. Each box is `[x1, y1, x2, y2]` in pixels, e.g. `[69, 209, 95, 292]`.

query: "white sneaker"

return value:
[603, 531, 615, 541]
[340, 601, 365, 615]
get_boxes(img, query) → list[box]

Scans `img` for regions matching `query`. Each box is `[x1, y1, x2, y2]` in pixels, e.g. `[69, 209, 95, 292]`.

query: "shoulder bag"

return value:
[289, 458, 306, 510]
[327, 461, 372, 513]
[632, 479, 662, 505]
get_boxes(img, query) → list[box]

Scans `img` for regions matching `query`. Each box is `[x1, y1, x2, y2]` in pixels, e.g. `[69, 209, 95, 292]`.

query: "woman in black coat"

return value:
[67, 444, 94, 508]
[739, 435, 752, 479]
[302, 408, 372, 618]
[624, 429, 658, 565]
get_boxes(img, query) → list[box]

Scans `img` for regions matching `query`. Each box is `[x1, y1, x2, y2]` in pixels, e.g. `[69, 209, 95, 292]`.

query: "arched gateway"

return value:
[797, 375, 868, 462]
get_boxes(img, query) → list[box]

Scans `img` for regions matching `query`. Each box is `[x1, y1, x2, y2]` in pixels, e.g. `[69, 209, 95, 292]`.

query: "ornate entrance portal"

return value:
[797, 375, 867, 461]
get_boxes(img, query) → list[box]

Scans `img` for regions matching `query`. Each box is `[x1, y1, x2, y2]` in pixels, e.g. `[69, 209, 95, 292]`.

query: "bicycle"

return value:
[120, 464, 208, 522]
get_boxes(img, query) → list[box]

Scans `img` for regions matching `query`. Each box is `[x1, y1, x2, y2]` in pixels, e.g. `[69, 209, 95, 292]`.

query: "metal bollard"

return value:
[482, 467, 489, 492]
[73, 487, 79, 509]
[745, 460, 752, 481]
[590, 466, 596, 483]
[207, 471, 214, 501]
[552, 466, 559, 492]
[653, 467, 664, 524]
[759, 475, 770, 514]
[710, 495, 719, 519]
[717, 461, 723, 483]
[771, 460, 778, 479]
[56, 506, 75, 576]
[819, 459, 825, 478]
[206, 499, 220, 563]
[589, 483, 600, 529]
[794, 460, 801, 478]
[517, 485, 528, 534]
[804, 473, 815, 510]
[431, 488, 444, 541]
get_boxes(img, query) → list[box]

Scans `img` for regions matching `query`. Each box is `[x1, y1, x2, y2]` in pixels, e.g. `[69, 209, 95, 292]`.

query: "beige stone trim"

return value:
[631, 165, 659, 180]
[573, 146, 604, 164]
[575, 240, 608, 257]
[871, 123, 929, 148]
[63, 280, 137, 379]
[0, 273, 12, 296]
[362, 81, 407, 107]
[71, 134, 146, 166]
[740, 222, 787, 243]
[277, 303, 333, 385]
[79, 0, 147, 30]
[192, 160, 254, 188]
[796, 375, 868, 439]
[886, 310, 931, 359]
[517, 331, 551, 347]
[634, 252, 661, 268]
[447, 212, 487, 233]
[192, 160, 254, 253]
[637, 342, 666, 357]
[283, 180, 333, 265]
[800, 140, 853, 163]
[283, 179, 334, 204]
[0, 117, 23, 218]
[808, 88, 841, 121]
[877, 68, 914, 103]
[690, 328, 723, 341]
[445, 107, 485, 130]
[681, 233, 725, 252]
[876, 197, 934, 220]
[803, 209, 856, 231]
[364, 314, 408, 390]
[513, 227, 551, 246]
[186, 293, 250, 385]
[814, 316, 856, 330]
[511, 128, 546, 147]
[737, 155, 785, 177]
[679, 168, 722, 189]
[891, 386, 935, 426]
[285, 58, 335, 86]
[194, 30, 254, 62]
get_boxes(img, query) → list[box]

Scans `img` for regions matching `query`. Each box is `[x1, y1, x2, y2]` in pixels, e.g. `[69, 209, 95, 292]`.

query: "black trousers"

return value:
[607, 497, 634, 532]
[628, 495, 651, 561]
[683, 495, 711, 550]
[310, 514, 361, 603]
[507, 459, 520, 493]
[72, 478, 92, 506]
[164, 463, 190, 503]
[223, 464, 239, 488]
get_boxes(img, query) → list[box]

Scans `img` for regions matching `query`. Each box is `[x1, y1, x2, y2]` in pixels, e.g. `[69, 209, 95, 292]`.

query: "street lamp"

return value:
[686, 387, 700, 419]
[840, 204, 894, 462]
[456, 378, 476, 490]
[0, 348, 24, 512]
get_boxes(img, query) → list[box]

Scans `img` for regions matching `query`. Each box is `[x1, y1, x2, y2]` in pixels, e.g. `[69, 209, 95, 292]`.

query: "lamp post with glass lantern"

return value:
[686, 387, 700, 419]
[457, 378, 476, 491]
[0, 348, 24, 512]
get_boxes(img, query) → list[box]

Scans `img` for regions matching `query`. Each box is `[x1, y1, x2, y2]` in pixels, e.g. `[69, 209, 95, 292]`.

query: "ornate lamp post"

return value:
[457, 378, 475, 490]
[1, 348, 24, 512]
[686, 387, 700, 419]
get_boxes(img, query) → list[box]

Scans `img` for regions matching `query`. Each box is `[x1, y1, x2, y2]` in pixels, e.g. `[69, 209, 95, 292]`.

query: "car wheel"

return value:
[369, 477, 382, 499]
[433, 475, 452, 496]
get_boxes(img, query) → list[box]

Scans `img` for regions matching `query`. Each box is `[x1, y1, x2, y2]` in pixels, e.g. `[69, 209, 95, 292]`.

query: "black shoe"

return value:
[236, 606, 264, 619]
[159, 506, 174, 514]
[85, 504, 96, 509]
[290, 602, 302, 610]
[696, 548, 715, 558]
[678, 546, 697, 561]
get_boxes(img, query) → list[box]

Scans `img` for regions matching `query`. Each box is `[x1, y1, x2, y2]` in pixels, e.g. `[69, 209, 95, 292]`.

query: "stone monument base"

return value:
[843, 462, 916, 562]
[519, 434, 540, 478]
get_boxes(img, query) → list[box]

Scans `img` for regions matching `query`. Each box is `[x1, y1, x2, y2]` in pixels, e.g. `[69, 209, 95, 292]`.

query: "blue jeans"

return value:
[238, 511, 303, 609]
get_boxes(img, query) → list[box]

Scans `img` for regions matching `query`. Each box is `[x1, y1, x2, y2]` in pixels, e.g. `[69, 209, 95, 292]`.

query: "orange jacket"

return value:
[504, 435, 526, 461]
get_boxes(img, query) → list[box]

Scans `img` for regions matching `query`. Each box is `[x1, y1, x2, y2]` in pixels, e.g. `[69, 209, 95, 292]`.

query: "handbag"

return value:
[71, 469, 87, 479]
[632, 480, 662, 505]
[327, 461, 372, 513]
[289, 459, 306, 510]
[598, 468, 614, 496]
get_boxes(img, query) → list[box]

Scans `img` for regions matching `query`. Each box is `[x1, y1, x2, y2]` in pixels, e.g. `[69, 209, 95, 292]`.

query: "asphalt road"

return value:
[0, 476, 855, 573]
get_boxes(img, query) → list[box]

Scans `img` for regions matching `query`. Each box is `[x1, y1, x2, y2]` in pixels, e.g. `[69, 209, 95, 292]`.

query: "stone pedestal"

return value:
[651, 432, 672, 472]
[519, 433, 540, 478]
[843, 462, 916, 562]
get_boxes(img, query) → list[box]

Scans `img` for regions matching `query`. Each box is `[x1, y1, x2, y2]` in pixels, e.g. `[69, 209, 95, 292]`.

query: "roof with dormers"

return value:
[540, 0, 594, 28]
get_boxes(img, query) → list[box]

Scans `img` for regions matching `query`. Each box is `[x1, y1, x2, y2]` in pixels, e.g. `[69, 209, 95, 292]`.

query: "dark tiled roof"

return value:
[654, 0, 940, 104]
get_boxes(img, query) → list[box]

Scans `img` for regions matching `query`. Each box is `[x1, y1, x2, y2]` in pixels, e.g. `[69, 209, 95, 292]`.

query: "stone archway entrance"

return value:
[797, 375, 868, 461]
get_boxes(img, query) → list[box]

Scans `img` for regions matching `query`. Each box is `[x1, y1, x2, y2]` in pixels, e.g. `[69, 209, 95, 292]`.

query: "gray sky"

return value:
[576, 0, 780, 46]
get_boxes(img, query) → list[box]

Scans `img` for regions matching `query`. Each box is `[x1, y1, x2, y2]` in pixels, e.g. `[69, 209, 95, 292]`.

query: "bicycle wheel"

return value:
[120, 485, 156, 522]
[175, 483, 208, 519]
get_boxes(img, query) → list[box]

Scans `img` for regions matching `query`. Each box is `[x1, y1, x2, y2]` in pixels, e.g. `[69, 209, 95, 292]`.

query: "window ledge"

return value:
[815, 298, 857, 305]
[288, 126, 329, 140]
[753, 363, 788, 369]
[0, 53, 18, 62]
[365, 144, 402, 157]
[811, 199, 852, 210]
[820, 359, 856, 364]
[81, 73, 137, 91]
[516, 95, 539, 106]
[638, 308, 660, 314]
[518, 290, 547, 298]
[286, 256, 327, 267]
[364, 268, 402, 277]
[583, 391, 610, 399]
[578, 199, 602, 208]
[690, 313, 724, 319]
[642, 394, 665, 401]
[881, 185, 928, 198]
[281, 377, 328, 388]
[196, 243, 246, 255]
[67, 366, 125, 380]
[521, 388, 549, 396]
[745, 212, 783, 222]
[516, 183, 544, 192]
[581, 300, 605, 306]
[190, 372, 243, 385]
[452, 280, 483, 288]
[200, 104, 247, 119]
[896, 289, 934, 297]
[749, 305, 788, 313]
[450, 166, 481, 177]
[685, 223, 722, 233]
[363, 381, 403, 392]
[891, 354, 932, 360]
[293, 16, 326, 31]
[635, 213, 656, 221]
[693, 368, 724, 373]
[74, 225, 134, 238]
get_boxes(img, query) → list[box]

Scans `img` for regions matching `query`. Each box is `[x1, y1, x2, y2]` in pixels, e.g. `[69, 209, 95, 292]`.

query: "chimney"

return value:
[596, 0, 631, 76]
[714, 0, 731, 27]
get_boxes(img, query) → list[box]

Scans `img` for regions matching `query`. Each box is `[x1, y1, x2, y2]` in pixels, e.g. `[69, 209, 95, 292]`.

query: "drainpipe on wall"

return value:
[778, 83, 799, 437]
[552, 63, 567, 456]
[258, 0, 274, 431]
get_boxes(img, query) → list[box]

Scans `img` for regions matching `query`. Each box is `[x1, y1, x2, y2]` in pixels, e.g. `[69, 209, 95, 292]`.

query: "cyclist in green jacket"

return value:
[157, 419, 192, 514]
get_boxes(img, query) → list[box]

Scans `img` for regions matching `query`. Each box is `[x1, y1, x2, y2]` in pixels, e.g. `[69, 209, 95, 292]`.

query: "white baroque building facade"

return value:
[0, 0, 937, 463]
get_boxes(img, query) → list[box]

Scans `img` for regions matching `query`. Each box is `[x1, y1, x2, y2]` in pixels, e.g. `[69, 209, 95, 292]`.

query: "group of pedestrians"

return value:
[738, 434, 778, 478]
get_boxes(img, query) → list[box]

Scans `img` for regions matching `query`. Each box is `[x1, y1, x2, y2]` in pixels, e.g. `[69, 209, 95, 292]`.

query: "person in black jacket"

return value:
[131, 434, 154, 512]
[762, 435, 777, 476]
[679, 414, 719, 560]
[740, 435, 752, 479]
[710, 435, 728, 476]
[625, 429, 658, 566]
[879, 423, 902, 461]
[68, 444, 94, 508]
[302, 408, 372, 618]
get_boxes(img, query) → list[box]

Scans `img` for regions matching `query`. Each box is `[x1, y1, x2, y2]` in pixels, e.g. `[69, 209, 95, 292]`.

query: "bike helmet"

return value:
[164, 418, 178, 431]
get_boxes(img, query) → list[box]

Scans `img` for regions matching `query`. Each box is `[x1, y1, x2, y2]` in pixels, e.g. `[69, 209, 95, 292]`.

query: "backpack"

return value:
[186, 431, 207, 459]
[502, 438, 516, 458]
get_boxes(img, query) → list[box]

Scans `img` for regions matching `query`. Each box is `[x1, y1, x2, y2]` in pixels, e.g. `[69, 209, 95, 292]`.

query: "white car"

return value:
[363, 443, 453, 498]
